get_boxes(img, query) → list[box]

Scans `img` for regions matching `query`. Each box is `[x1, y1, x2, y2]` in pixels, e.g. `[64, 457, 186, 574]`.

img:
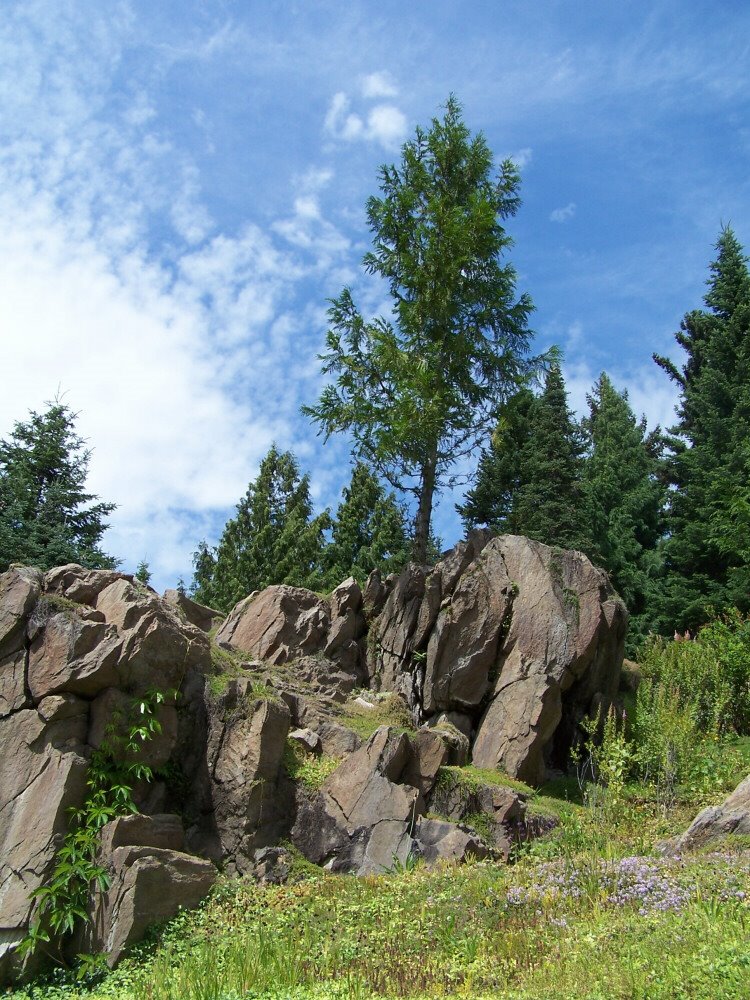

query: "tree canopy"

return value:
[191, 445, 330, 612]
[654, 226, 750, 630]
[583, 372, 664, 642]
[461, 366, 590, 552]
[0, 401, 118, 572]
[303, 95, 535, 564]
[323, 462, 410, 588]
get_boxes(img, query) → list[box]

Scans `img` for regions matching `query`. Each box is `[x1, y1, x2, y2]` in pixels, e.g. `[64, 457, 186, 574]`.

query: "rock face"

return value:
[290, 725, 532, 875]
[0, 565, 213, 984]
[216, 579, 366, 682]
[200, 682, 292, 871]
[367, 534, 627, 784]
[0, 537, 625, 983]
[163, 589, 223, 633]
[670, 775, 750, 851]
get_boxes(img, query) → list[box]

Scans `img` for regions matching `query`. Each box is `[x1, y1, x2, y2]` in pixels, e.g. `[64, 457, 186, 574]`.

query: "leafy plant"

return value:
[21, 687, 178, 957]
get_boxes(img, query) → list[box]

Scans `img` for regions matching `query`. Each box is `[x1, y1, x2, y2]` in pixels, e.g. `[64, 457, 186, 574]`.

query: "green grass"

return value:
[339, 692, 415, 739]
[11, 771, 750, 1000]
[436, 764, 535, 797]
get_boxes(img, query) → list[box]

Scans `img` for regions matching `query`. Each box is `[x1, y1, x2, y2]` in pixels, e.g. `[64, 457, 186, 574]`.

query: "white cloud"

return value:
[0, 2, 360, 590]
[360, 71, 398, 99]
[550, 202, 576, 223]
[509, 147, 533, 170]
[366, 104, 407, 146]
[324, 91, 407, 148]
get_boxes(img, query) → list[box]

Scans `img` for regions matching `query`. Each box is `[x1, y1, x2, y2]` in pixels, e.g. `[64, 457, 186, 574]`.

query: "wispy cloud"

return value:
[550, 202, 576, 223]
[360, 71, 398, 99]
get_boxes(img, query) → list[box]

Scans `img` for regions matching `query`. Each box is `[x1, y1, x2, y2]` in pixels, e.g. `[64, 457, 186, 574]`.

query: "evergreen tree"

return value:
[323, 463, 410, 588]
[304, 96, 536, 564]
[583, 373, 664, 641]
[191, 446, 330, 612]
[0, 401, 117, 572]
[135, 560, 152, 586]
[457, 388, 534, 532]
[511, 365, 591, 551]
[462, 366, 589, 551]
[654, 227, 750, 629]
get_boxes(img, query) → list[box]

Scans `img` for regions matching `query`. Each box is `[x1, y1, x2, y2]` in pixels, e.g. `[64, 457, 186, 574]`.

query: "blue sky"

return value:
[1, 0, 748, 593]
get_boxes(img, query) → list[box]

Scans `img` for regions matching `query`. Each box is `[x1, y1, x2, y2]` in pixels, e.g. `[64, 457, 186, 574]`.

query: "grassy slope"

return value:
[10, 755, 750, 1000]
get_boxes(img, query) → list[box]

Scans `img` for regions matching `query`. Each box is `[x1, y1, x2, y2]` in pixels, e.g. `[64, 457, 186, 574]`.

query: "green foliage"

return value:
[323, 463, 410, 588]
[511, 364, 591, 551]
[340, 692, 414, 739]
[303, 95, 536, 563]
[0, 400, 118, 573]
[191, 446, 331, 612]
[21, 688, 177, 956]
[283, 739, 341, 791]
[654, 226, 750, 631]
[463, 365, 591, 553]
[639, 611, 750, 735]
[436, 764, 534, 796]
[11, 819, 750, 1000]
[583, 372, 665, 646]
[573, 616, 750, 814]
[135, 560, 152, 585]
[457, 387, 534, 532]
[573, 707, 633, 821]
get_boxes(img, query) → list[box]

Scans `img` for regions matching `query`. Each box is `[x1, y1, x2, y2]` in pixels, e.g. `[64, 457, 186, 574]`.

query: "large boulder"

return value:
[215, 587, 330, 665]
[162, 589, 222, 633]
[97, 847, 214, 966]
[367, 535, 627, 784]
[215, 582, 367, 682]
[471, 537, 626, 783]
[412, 817, 489, 864]
[292, 726, 420, 874]
[670, 775, 750, 851]
[0, 708, 89, 982]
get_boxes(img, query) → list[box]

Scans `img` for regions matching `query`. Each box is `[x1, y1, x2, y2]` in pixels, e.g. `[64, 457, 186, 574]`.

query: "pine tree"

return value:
[323, 463, 410, 588]
[304, 96, 536, 563]
[135, 560, 152, 586]
[510, 365, 590, 551]
[457, 388, 534, 532]
[0, 401, 117, 572]
[191, 446, 330, 612]
[583, 373, 664, 641]
[654, 227, 750, 629]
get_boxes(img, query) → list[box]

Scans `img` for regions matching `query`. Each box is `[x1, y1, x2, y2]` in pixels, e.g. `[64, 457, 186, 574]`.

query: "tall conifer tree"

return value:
[457, 388, 534, 532]
[192, 446, 330, 612]
[583, 373, 664, 641]
[654, 227, 750, 629]
[0, 402, 117, 572]
[323, 463, 410, 588]
[461, 365, 590, 552]
[512, 364, 590, 551]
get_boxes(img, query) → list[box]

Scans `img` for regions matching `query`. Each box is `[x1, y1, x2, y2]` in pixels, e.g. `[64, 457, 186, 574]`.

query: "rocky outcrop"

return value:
[0, 535, 626, 982]
[367, 534, 627, 784]
[290, 725, 532, 874]
[163, 589, 223, 633]
[216, 579, 366, 683]
[669, 775, 750, 851]
[0, 565, 213, 983]
[200, 681, 291, 871]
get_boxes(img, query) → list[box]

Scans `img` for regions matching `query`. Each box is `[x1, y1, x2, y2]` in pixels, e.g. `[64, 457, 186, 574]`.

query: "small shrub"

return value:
[283, 739, 340, 790]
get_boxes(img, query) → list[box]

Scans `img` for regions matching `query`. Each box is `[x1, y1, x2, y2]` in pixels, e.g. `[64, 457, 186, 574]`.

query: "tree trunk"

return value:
[413, 448, 437, 564]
